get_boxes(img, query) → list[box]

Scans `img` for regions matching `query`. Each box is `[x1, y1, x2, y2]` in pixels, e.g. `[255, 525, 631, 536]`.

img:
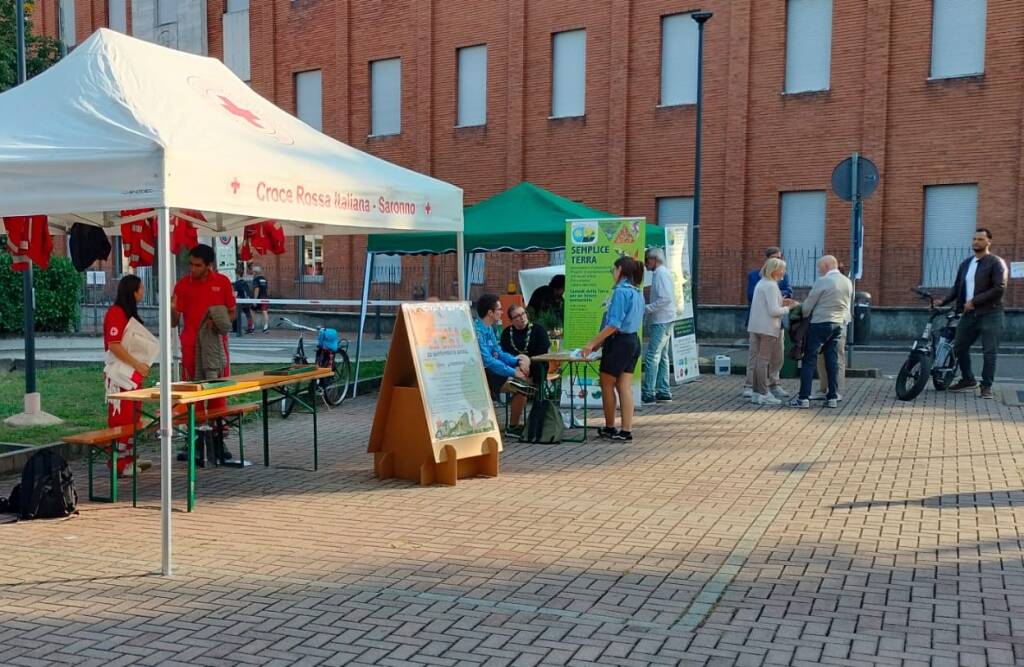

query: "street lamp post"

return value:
[690, 11, 712, 336]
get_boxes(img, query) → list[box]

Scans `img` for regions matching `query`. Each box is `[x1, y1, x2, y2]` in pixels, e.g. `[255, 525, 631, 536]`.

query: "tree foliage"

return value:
[0, 0, 62, 93]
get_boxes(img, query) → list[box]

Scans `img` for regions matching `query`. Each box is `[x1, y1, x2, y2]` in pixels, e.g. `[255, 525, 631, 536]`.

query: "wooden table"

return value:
[531, 352, 601, 443]
[110, 367, 334, 511]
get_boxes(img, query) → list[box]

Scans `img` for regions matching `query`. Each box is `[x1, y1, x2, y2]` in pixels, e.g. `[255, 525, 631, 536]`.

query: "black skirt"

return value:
[599, 332, 641, 377]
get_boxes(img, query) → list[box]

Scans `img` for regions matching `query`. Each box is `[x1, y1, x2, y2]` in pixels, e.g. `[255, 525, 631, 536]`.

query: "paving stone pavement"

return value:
[1, 377, 1023, 666]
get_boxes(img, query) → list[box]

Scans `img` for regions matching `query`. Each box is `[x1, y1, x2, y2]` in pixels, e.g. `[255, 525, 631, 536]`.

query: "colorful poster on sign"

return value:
[405, 303, 497, 441]
[563, 218, 646, 407]
[666, 224, 699, 383]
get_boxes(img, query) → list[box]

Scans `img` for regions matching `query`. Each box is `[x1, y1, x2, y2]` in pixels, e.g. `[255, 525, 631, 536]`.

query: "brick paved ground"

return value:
[1, 377, 1023, 666]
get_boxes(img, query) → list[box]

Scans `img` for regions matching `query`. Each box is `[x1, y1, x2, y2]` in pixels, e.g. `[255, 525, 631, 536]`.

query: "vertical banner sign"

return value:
[563, 217, 646, 407]
[665, 225, 699, 383]
[216, 235, 237, 273]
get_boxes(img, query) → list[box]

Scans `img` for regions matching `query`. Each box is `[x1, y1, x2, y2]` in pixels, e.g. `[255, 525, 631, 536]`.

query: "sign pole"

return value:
[848, 153, 860, 368]
[690, 11, 712, 336]
[15, 0, 37, 398]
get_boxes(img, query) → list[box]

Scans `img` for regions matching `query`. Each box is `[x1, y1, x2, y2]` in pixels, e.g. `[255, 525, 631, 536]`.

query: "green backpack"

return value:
[521, 398, 564, 444]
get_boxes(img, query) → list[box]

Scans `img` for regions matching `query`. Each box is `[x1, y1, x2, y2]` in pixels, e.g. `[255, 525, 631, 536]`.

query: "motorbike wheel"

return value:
[896, 353, 932, 401]
[279, 395, 295, 419]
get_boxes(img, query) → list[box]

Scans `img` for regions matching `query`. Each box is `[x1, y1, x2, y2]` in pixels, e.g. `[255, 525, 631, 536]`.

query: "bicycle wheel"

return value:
[279, 394, 295, 419]
[323, 352, 352, 407]
[895, 352, 931, 401]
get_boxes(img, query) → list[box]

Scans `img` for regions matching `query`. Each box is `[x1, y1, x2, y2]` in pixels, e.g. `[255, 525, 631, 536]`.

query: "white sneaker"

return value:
[826, 398, 839, 409]
[810, 391, 827, 400]
[751, 392, 782, 406]
[770, 386, 790, 398]
[741, 387, 754, 398]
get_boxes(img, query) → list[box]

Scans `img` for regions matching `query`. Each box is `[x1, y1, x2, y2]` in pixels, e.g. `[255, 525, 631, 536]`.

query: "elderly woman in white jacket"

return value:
[748, 257, 798, 405]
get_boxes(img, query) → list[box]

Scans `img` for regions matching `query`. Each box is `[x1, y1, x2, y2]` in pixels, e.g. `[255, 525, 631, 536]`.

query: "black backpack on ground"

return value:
[17, 449, 78, 520]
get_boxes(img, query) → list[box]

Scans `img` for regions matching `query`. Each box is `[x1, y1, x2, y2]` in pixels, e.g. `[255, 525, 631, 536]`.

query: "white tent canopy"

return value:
[0, 29, 464, 575]
[0, 29, 463, 237]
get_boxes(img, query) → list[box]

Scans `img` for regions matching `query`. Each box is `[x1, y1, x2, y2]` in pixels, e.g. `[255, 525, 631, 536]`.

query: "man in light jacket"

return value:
[642, 248, 677, 405]
[790, 255, 853, 409]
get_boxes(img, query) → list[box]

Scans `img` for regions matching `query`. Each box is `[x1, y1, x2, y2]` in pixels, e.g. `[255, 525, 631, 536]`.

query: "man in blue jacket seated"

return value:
[474, 294, 533, 399]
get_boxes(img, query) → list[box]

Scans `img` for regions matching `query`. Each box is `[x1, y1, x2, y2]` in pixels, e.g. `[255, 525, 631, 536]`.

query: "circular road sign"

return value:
[832, 156, 880, 202]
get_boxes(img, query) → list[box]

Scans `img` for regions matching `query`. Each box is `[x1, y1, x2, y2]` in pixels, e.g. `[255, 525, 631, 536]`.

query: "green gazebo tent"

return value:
[354, 182, 665, 393]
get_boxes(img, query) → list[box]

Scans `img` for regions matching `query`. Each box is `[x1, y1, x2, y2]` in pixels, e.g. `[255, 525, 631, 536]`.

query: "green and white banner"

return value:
[563, 217, 646, 407]
[665, 224, 699, 383]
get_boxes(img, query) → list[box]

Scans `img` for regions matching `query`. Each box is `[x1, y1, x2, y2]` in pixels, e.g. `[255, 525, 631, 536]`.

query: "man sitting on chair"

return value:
[500, 304, 551, 437]
[474, 294, 532, 404]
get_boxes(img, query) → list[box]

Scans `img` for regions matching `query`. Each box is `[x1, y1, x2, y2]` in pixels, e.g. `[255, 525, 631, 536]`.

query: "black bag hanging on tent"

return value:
[521, 398, 564, 444]
[18, 449, 78, 520]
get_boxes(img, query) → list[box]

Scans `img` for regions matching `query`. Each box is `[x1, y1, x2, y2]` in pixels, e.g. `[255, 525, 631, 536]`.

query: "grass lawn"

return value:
[0, 360, 385, 446]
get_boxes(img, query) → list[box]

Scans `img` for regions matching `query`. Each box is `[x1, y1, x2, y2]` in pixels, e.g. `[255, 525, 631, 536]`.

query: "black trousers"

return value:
[954, 310, 1004, 387]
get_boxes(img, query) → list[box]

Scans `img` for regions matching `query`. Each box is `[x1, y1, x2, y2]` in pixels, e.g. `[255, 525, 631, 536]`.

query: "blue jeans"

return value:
[799, 322, 843, 400]
[642, 322, 673, 400]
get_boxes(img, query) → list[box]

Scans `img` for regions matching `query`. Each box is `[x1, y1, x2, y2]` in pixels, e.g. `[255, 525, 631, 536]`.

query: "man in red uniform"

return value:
[172, 244, 237, 412]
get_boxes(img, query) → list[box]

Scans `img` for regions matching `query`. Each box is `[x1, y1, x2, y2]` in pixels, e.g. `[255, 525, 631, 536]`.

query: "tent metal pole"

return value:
[353, 252, 374, 398]
[157, 207, 174, 576]
[457, 232, 467, 300]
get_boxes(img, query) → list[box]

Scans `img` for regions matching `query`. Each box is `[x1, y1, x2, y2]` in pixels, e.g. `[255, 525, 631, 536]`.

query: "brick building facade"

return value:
[34, 0, 1024, 306]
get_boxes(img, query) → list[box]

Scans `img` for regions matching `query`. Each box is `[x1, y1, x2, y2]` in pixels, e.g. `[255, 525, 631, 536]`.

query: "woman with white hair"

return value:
[747, 257, 797, 405]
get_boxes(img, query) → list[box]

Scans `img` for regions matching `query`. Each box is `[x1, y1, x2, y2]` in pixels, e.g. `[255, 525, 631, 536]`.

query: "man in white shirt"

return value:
[642, 248, 677, 405]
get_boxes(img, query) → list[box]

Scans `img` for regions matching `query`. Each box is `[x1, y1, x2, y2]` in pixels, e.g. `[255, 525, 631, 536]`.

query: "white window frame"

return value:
[295, 70, 323, 131]
[370, 58, 402, 137]
[222, 4, 251, 81]
[298, 236, 325, 283]
[930, 0, 987, 79]
[59, 0, 76, 48]
[551, 29, 586, 119]
[659, 13, 699, 107]
[456, 45, 488, 128]
[108, 0, 127, 33]
[779, 191, 827, 288]
[225, 0, 249, 11]
[372, 255, 403, 284]
[784, 0, 833, 94]
[922, 184, 978, 287]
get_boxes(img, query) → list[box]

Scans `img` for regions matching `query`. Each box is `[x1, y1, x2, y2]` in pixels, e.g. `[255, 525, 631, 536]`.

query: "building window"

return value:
[660, 13, 698, 106]
[59, 0, 76, 48]
[223, 2, 250, 81]
[370, 58, 401, 136]
[457, 45, 487, 127]
[930, 0, 986, 79]
[785, 0, 832, 93]
[372, 254, 402, 284]
[779, 191, 826, 287]
[551, 29, 586, 118]
[157, 0, 176, 25]
[656, 196, 695, 268]
[299, 236, 324, 282]
[108, 0, 127, 33]
[295, 70, 323, 131]
[923, 184, 977, 287]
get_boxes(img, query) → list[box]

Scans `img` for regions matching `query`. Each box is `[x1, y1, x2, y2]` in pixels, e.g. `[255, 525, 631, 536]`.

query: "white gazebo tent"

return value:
[0, 29, 465, 574]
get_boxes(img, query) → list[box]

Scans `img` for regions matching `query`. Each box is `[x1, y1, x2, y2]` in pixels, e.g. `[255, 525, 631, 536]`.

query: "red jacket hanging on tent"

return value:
[3, 215, 52, 271]
[171, 210, 204, 254]
[120, 209, 157, 268]
[239, 220, 285, 261]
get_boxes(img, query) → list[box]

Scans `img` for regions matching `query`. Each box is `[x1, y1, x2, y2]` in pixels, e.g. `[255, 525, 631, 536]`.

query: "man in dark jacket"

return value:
[941, 228, 1008, 398]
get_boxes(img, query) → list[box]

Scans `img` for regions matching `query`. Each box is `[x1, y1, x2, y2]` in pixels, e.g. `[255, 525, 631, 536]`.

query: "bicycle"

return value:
[276, 316, 353, 418]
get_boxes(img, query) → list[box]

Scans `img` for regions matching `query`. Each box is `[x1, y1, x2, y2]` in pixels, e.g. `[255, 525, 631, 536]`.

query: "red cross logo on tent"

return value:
[230, 178, 240, 194]
[218, 95, 264, 129]
[424, 201, 432, 215]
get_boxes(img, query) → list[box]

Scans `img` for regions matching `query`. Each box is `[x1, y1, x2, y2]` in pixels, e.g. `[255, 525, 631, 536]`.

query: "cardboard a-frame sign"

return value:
[368, 303, 502, 486]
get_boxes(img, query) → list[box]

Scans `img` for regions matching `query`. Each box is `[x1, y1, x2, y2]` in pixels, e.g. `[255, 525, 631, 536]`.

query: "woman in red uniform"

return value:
[104, 275, 151, 476]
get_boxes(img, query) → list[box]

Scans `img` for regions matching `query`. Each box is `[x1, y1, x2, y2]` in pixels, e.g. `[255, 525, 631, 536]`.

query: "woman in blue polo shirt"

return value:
[581, 256, 645, 442]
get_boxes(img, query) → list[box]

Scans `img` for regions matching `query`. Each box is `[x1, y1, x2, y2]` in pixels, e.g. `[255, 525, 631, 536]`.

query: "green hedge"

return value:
[0, 254, 82, 333]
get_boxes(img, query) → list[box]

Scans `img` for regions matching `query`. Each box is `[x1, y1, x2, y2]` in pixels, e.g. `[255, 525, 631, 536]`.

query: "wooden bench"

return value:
[62, 402, 261, 506]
